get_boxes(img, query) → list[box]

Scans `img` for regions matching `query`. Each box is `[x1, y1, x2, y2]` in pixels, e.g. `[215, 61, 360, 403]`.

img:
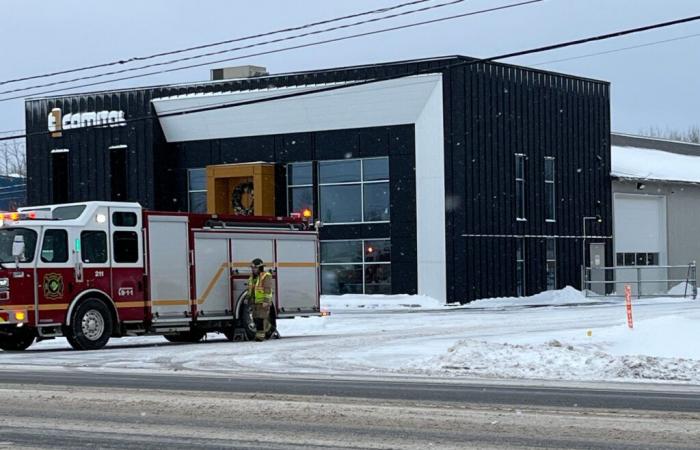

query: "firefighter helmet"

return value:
[251, 258, 264, 268]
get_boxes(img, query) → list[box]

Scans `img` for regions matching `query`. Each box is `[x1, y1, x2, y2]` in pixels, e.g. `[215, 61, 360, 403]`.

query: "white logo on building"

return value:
[48, 107, 126, 133]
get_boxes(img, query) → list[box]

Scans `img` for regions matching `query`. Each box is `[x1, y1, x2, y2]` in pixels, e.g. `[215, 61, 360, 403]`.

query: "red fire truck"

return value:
[0, 201, 320, 351]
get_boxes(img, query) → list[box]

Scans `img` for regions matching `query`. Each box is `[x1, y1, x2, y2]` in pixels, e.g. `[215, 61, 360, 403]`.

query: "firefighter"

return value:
[248, 258, 273, 341]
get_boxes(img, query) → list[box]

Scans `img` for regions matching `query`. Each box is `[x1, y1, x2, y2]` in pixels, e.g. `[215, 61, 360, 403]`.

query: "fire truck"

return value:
[0, 201, 320, 351]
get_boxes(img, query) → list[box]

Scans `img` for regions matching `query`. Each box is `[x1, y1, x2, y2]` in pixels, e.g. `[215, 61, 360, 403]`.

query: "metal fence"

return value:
[582, 263, 697, 299]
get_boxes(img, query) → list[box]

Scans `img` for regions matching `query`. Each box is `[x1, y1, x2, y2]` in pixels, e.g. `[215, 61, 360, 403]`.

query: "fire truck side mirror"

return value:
[12, 235, 25, 263]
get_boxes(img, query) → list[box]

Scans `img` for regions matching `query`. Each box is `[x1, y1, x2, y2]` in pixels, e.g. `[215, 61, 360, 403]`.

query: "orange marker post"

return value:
[624, 284, 634, 329]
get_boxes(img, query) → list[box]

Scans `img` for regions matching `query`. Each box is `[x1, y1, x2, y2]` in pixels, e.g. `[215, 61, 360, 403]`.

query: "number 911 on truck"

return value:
[0, 201, 320, 351]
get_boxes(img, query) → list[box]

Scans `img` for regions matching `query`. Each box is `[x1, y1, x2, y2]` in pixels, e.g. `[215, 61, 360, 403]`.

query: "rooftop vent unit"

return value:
[210, 65, 268, 81]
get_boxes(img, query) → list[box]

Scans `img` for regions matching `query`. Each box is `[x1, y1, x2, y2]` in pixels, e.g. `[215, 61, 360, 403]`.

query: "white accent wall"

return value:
[151, 75, 448, 302]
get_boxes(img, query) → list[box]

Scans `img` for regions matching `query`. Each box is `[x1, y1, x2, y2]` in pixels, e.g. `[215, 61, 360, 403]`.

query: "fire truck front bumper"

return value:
[0, 309, 29, 328]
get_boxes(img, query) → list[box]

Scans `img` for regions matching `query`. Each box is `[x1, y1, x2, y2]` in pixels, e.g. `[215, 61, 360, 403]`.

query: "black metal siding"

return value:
[442, 62, 611, 302]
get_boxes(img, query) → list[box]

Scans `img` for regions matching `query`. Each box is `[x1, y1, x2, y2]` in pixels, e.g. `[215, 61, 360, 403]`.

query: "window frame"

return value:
[544, 156, 556, 222]
[286, 162, 314, 216]
[515, 154, 526, 221]
[516, 238, 526, 296]
[320, 238, 391, 294]
[40, 228, 69, 264]
[187, 168, 208, 213]
[80, 230, 108, 265]
[546, 238, 556, 290]
[317, 157, 390, 225]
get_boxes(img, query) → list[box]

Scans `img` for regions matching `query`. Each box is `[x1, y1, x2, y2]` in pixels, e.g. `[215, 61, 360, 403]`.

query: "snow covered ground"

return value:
[3, 288, 700, 385]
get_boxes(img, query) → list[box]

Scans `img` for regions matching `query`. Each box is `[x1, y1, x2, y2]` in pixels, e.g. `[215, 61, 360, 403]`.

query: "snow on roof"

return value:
[612, 145, 700, 184]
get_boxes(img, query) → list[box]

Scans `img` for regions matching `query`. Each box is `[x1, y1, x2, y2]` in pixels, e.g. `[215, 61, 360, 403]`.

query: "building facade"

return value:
[25, 56, 612, 303]
[612, 133, 700, 293]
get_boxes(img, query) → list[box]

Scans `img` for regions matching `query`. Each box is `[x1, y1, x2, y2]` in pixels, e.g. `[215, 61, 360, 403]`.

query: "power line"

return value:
[2, 12, 700, 143]
[0, 0, 433, 86]
[0, 0, 467, 97]
[530, 32, 700, 66]
[0, 0, 539, 102]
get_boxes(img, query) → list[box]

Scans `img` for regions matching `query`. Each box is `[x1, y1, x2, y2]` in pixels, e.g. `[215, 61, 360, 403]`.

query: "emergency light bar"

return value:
[0, 211, 51, 221]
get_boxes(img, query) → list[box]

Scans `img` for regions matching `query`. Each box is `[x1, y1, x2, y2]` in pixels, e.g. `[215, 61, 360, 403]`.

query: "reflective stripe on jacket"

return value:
[248, 271, 273, 304]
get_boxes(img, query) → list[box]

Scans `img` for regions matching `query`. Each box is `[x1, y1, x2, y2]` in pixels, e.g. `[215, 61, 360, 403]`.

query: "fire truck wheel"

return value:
[67, 299, 113, 350]
[0, 328, 35, 351]
[236, 293, 256, 341]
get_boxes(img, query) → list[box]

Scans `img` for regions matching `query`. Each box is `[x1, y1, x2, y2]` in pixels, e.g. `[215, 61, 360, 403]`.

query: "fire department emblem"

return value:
[43, 273, 64, 300]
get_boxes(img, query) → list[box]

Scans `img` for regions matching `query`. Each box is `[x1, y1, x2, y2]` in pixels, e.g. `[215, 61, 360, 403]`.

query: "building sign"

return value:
[48, 107, 126, 137]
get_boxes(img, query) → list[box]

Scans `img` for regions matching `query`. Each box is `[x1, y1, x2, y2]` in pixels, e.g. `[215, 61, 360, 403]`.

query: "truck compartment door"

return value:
[230, 238, 274, 310]
[275, 237, 319, 315]
[193, 234, 230, 319]
[147, 216, 191, 322]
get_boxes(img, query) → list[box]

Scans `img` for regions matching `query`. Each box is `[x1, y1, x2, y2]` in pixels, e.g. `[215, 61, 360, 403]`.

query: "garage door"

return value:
[613, 193, 667, 295]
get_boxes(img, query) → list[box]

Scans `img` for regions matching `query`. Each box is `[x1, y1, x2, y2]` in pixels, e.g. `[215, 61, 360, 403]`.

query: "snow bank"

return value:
[464, 286, 596, 308]
[321, 294, 445, 312]
[612, 145, 700, 184]
[406, 314, 700, 383]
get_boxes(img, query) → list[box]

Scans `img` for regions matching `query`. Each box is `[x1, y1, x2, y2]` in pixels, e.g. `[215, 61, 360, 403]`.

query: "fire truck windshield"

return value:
[0, 228, 38, 263]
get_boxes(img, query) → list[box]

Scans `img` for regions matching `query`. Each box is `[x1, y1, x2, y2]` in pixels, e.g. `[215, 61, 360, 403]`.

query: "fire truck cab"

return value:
[0, 201, 320, 351]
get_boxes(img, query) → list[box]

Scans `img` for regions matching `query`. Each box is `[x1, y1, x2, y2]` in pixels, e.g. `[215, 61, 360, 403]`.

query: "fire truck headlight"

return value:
[0, 278, 8, 288]
[14, 311, 25, 322]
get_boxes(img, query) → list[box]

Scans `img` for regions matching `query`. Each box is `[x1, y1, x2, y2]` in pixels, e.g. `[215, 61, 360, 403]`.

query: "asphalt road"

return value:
[1, 369, 699, 413]
[0, 370, 697, 449]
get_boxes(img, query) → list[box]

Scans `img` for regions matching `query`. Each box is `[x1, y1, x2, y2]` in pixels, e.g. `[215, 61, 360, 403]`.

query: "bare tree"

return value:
[0, 138, 26, 177]
[639, 125, 700, 144]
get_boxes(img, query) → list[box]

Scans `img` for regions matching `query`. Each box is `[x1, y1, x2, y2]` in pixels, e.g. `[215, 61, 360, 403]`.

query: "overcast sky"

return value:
[1, 0, 699, 136]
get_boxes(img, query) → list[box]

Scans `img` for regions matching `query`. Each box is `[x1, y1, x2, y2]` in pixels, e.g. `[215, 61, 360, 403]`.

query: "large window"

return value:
[188, 168, 207, 213]
[318, 158, 389, 224]
[321, 239, 391, 294]
[516, 238, 526, 296]
[113, 231, 139, 263]
[287, 162, 313, 215]
[546, 239, 556, 290]
[81, 230, 107, 264]
[41, 229, 68, 263]
[544, 157, 555, 222]
[515, 154, 526, 220]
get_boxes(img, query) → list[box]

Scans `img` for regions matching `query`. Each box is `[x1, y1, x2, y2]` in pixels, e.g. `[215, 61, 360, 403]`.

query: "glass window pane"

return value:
[636, 253, 647, 266]
[365, 240, 390, 263]
[189, 192, 207, 213]
[321, 241, 362, 263]
[363, 182, 390, 222]
[188, 168, 206, 191]
[112, 212, 137, 227]
[624, 253, 635, 266]
[544, 158, 554, 181]
[363, 158, 389, 181]
[516, 239, 525, 261]
[319, 185, 361, 223]
[113, 231, 139, 263]
[288, 162, 312, 186]
[546, 261, 556, 290]
[365, 264, 391, 294]
[545, 184, 555, 221]
[0, 228, 38, 263]
[52, 205, 86, 220]
[516, 181, 525, 219]
[648, 253, 658, 266]
[81, 230, 107, 264]
[288, 187, 313, 215]
[319, 160, 361, 184]
[321, 264, 363, 295]
[515, 155, 524, 179]
[546, 239, 556, 261]
[616, 253, 624, 266]
[516, 261, 525, 296]
[41, 229, 68, 263]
